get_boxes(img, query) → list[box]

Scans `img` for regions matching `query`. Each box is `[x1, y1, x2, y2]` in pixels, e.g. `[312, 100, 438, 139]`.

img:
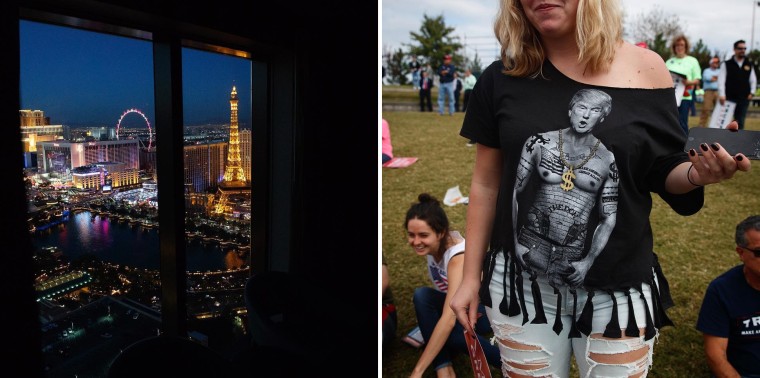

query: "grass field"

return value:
[380, 104, 760, 377]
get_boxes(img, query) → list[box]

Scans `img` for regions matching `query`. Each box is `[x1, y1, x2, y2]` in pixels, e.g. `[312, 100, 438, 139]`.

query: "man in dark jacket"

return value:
[436, 54, 456, 115]
[453, 72, 463, 112]
[718, 40, 758, 130]
[419, 71, 434, 112]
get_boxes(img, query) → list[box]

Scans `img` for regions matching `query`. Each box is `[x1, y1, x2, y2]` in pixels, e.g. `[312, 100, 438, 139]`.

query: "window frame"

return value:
[11, 0, 289, 358]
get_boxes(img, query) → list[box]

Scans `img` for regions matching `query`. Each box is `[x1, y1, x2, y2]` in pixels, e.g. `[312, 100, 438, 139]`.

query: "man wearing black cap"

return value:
[437, 55, 457, 116]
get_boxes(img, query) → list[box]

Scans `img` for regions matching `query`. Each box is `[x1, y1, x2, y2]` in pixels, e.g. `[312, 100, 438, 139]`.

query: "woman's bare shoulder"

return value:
[611, 42, 674, 89]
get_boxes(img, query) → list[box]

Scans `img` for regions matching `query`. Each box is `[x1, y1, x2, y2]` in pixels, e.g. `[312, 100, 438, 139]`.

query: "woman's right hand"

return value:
[449, 279, 481, 335]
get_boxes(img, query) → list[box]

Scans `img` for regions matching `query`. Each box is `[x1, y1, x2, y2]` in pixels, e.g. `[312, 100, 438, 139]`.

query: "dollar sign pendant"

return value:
[560, 166, 576, 191]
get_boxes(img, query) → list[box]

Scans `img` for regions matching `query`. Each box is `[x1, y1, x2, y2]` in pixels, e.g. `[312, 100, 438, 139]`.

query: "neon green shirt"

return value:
[665, 55, 702, 100]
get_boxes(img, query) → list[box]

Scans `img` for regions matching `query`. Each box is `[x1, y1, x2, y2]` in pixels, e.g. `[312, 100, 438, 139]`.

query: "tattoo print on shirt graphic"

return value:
[513, 89, 619, 289]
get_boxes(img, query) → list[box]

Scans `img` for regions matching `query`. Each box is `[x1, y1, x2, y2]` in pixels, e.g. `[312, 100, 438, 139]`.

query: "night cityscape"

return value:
[23, 84, 253, 375]
[6, 0, 377, 376]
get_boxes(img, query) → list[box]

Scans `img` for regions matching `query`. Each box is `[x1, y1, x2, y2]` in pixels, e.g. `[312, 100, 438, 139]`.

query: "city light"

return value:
[25, 87, 252, 375]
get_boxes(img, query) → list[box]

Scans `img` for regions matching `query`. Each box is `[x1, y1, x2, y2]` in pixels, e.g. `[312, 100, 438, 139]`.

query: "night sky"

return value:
[20, 20, 252, 129]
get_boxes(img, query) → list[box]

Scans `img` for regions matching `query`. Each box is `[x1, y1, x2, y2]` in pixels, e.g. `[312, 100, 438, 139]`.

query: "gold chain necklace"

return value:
[557, 130, 601, 191]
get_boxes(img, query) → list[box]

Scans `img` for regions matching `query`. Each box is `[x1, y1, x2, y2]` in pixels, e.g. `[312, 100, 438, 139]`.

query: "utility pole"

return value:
[752, 1, 760, 52]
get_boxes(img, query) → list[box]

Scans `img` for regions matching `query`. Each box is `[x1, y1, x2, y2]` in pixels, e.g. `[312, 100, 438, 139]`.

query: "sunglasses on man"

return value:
[739, 246, 760, 258]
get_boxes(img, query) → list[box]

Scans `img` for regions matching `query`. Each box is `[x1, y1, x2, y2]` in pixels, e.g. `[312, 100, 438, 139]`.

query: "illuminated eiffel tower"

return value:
[215, 85, 250, 215]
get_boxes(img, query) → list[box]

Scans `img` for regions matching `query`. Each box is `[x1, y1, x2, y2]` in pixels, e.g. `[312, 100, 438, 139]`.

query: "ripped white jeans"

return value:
[485, 252, 657, 378]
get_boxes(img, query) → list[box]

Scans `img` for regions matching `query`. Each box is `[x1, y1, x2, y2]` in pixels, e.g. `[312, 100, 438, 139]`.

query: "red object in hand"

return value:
[464, 330, 492, 378]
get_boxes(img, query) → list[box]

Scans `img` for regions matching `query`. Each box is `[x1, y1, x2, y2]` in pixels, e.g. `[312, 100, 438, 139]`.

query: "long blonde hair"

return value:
[494, 0, 622, 77]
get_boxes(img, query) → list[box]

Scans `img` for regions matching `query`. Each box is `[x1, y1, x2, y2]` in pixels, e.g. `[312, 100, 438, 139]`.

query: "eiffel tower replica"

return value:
[215, 85, 250, 215]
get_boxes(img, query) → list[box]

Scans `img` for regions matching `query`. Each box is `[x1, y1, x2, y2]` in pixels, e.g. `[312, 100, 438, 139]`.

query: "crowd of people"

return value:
[662, 35, 757, 133]
[408, 54, 475, 115]
[382, 1, 757, 377]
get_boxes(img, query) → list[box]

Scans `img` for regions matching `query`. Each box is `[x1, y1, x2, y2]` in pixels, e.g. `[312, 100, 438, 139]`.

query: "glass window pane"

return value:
[181, 46, 252, 357]
[21, 20, 160, 377]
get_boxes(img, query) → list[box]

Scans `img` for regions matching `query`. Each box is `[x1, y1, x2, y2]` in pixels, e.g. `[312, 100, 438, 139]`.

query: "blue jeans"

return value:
[689, 91, 697, 116]
[677, 99, 692, 135]
[733, 98, 750, 130]
[413, 286, 501, 371]
[437, 81, 455, 115]
[412, 71, 421, 89]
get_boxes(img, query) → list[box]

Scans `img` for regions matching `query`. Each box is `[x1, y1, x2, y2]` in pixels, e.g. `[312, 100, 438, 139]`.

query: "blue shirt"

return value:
[702, 67, 720, 91]
[696, 265, 760, 377]
[438, 63, 456, 84]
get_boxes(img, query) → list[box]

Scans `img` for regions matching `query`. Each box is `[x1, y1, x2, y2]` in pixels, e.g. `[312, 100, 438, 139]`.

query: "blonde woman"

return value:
[450, 1, 751, 377]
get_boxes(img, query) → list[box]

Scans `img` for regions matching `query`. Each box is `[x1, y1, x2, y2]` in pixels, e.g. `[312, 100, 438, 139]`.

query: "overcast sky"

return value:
[381, 0, 760, 63]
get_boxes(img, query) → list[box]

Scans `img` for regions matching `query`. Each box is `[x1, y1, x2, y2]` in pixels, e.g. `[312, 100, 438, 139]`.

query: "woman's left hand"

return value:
[687, 122, 752, 185]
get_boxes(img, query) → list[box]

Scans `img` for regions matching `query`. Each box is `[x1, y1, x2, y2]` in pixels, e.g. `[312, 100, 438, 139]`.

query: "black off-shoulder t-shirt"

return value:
[460, 59, 704, 335]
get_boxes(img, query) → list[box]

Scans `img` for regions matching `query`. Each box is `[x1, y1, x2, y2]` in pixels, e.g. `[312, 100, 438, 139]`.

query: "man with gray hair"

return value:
[696, 215, 760, 377]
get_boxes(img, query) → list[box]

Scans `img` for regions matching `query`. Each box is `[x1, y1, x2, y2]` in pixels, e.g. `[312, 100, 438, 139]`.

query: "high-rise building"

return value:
[19, 109, 50, 126]
[71, 161, 139, 190]
[184, 141, 227, 194]
[36, 139, 140, 176]
[140, 147, 157, 177]
[20, 109, 65, 168]
[215, 86, 251, 215]
[239, 128, 251, 183]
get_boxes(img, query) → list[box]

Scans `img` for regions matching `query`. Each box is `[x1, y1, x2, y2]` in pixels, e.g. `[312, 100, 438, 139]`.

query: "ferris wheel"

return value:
[115, 108, 153, 149]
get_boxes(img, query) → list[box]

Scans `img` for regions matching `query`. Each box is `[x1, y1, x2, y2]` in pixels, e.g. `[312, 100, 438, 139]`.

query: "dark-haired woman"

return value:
[406, 193, 500, 378]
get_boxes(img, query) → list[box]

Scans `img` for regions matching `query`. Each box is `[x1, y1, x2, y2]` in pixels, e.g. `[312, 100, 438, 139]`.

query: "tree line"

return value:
[384, 6, 760, 86]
